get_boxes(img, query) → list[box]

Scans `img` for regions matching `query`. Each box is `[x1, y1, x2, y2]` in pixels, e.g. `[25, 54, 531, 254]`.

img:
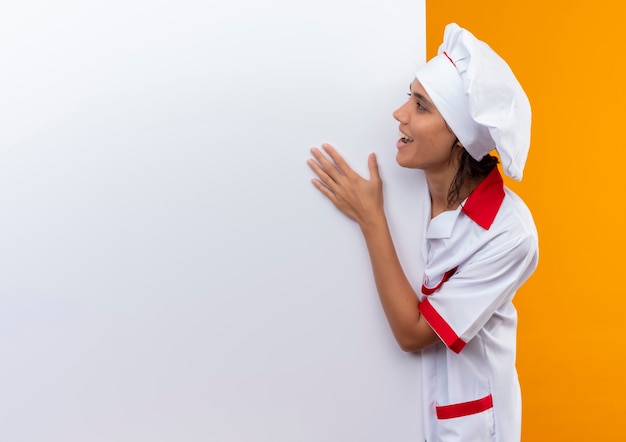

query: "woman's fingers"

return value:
[310, 175, 339, 203]
[368, 152, 381, 183]
[321, 143, 357, 179]
[310, 146, 343, 184]
[307, 157, 334, 190]
[307, 144, 384, 224]
[307, 146, 353, 209]
[307, 155, 348, 214]
[307, 151, 341, 188]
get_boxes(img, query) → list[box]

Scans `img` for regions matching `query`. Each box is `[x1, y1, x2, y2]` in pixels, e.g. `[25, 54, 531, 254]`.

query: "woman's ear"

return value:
[450, 137, 463, 151]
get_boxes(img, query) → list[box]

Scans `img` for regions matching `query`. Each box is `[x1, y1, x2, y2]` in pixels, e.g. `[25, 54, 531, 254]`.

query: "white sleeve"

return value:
[419, 231, 538, 353]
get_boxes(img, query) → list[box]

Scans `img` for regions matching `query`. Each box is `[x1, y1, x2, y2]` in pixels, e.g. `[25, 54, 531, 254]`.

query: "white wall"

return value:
[0, 1, 428, 440]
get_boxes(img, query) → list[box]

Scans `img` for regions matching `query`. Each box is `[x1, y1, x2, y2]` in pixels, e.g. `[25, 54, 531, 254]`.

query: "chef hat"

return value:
[415, 23, 531, 180]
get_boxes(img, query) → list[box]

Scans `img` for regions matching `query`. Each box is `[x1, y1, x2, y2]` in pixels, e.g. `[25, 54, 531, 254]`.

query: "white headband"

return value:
[415, 23, 531, 181]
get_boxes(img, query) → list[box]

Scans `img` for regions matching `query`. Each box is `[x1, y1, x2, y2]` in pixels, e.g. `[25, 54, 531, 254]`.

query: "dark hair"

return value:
[447, 146, 499, 207]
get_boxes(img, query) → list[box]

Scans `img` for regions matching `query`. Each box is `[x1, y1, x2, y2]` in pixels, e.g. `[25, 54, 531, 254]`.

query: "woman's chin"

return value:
[395, 151, 416, 169]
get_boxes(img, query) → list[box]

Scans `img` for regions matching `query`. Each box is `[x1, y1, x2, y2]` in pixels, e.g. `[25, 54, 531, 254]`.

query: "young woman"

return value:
[307, 23, 538, 442]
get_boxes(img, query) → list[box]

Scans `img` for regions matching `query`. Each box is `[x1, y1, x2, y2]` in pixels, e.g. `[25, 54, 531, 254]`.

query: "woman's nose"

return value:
[393, 102, 408, 123]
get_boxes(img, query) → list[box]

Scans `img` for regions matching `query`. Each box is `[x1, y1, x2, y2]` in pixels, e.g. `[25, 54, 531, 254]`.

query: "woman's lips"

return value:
[396, 133, 414, 149]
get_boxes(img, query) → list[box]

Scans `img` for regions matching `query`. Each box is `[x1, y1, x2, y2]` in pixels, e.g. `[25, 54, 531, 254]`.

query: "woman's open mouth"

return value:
[397, 131, 414, 148]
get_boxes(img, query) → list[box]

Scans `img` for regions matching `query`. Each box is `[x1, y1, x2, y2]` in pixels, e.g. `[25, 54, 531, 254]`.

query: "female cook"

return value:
[307, 23, 538, 442]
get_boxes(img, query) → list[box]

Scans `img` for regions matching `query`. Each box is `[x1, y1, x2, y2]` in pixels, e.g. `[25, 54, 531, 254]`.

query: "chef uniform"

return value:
[414, 24, 539, 442]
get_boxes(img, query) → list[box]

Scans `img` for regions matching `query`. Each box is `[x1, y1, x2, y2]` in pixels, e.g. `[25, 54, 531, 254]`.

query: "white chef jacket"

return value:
[418, 167, 538, 442]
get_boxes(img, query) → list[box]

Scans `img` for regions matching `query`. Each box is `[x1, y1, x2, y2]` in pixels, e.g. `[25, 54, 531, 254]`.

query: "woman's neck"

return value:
[426, 172, 480, 218]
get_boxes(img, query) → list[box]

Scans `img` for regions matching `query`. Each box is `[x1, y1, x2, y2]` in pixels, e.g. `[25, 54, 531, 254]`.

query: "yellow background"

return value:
[427, 1, 626, 440]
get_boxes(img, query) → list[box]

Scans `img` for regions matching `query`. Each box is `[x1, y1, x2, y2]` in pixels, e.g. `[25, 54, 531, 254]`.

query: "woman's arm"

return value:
[307, 144, 440, 352]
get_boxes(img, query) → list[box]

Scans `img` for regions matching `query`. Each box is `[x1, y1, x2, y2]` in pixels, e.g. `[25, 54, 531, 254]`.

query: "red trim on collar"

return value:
[461, 167, 505, 230]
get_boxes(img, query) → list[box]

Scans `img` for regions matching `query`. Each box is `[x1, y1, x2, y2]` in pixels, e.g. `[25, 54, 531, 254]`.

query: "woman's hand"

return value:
[307, 143, 384, 228]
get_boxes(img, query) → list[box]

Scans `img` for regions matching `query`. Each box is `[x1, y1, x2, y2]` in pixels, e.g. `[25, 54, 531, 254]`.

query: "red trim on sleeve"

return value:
[436, 394, 493, 420]
[419, 298, 466, 353]
[421, 267, 458, 296]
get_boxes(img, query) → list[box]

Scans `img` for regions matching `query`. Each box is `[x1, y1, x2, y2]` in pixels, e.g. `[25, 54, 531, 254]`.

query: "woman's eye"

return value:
[406, 92, 427, 111]
[407, 93, 426, 111]
[415, 101, 427, 111]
